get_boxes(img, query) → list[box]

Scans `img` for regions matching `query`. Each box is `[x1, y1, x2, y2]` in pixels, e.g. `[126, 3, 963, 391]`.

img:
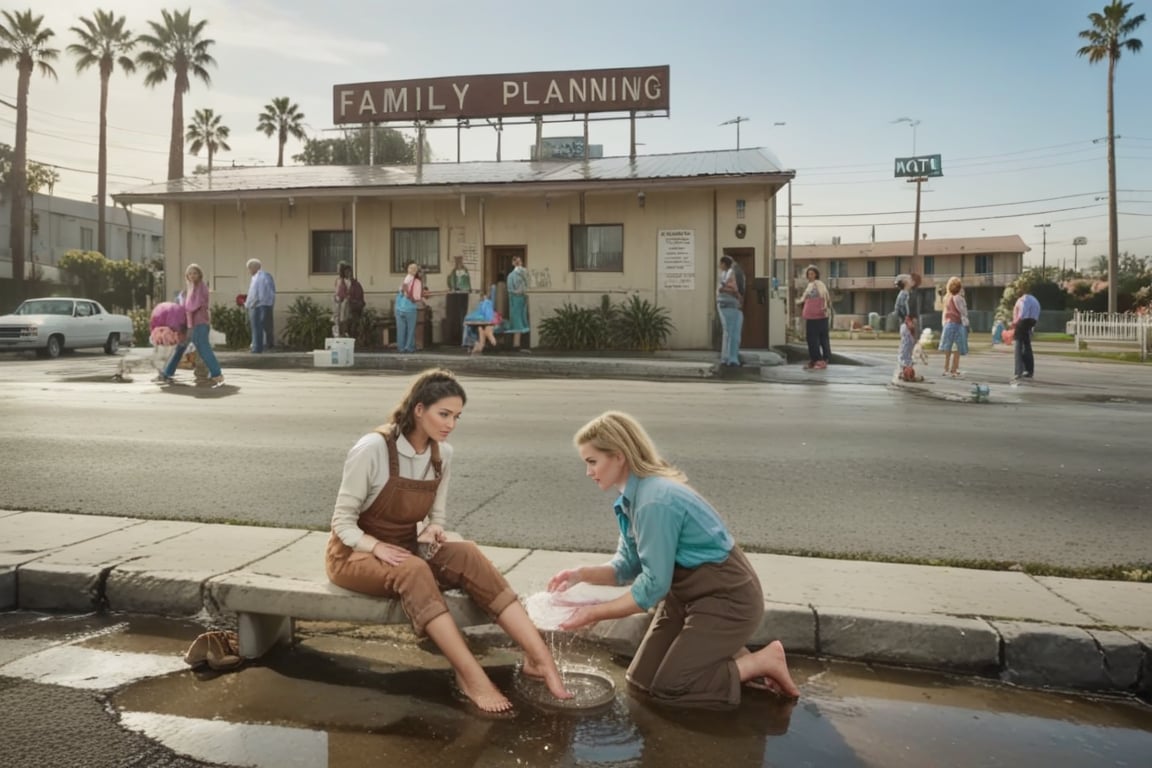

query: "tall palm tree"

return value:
[257, 97, 307, 167]
[0, 10, 57, 298]
[1078, 1, 1145, 314]
[68, 9, 135, 259]
[186, 108, 230, 172]
[136, 9, 215, 181]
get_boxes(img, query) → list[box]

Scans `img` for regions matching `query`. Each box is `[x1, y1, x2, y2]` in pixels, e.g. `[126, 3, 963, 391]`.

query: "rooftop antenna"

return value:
[719, 116, 750, 150]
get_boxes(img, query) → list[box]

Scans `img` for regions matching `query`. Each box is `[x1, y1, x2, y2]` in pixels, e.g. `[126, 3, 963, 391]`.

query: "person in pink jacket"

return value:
[160, 264, 225, 388]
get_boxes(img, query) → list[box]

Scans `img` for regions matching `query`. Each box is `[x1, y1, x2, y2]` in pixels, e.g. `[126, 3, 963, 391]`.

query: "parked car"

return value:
[0, 297, 134, 358]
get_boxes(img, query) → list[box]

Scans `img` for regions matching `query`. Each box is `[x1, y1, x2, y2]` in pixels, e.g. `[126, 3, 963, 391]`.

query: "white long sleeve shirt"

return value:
[331, 432, 453, 552]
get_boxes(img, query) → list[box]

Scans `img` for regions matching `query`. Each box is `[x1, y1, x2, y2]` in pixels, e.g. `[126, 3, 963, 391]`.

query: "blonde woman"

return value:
[548, 411, 801, 709]
[797, 265, 831, 370]
[160, 264, 224, 388]
[938, 276, 970, 377]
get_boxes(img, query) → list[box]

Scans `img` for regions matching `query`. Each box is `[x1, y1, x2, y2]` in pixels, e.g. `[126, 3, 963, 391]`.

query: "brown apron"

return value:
[325, 429, 517, 633]
[625, 545, 763, 710]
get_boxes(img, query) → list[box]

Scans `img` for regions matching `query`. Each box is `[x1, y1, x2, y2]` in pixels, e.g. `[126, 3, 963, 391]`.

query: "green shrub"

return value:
[613, 294, 674, 351]
[351, 306, 383, 350]
[128, 308, 150, 347]
[282, 296, 332, 351]
[211, 303, 252, 350]
[539, 297, 615, 351]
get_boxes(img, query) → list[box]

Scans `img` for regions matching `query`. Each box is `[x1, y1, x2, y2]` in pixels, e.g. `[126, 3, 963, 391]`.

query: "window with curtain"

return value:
[975, 254, 992, 274]
[570, 224, 623, 272]
[392, 228, 440, 273]
[923, 256, 935, 275]
[311, 230, 352, 274]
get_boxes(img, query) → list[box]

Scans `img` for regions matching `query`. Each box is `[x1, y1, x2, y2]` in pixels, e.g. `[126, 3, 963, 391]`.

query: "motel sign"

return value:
[894, 154, 943, 178]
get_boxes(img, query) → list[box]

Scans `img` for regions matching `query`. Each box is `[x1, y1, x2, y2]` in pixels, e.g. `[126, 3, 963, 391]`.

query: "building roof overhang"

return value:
[113, 148, 795, 205]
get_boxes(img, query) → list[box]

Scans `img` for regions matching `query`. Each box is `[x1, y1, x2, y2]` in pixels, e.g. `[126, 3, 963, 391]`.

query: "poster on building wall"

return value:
[460, 243, 479, 273]
[658, 229, 695, 290]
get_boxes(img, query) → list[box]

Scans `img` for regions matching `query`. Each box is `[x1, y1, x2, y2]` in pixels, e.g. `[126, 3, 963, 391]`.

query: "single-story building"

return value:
[784, 234, 1030, 330]
[113, 148, 793, 350]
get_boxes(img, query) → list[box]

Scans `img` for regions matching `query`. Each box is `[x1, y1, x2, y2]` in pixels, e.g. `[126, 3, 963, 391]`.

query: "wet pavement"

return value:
[2, 611, 1150, 767]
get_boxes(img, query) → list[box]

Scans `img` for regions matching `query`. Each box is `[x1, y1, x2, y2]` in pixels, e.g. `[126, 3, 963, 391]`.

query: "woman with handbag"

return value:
[798, 265, 832, 370]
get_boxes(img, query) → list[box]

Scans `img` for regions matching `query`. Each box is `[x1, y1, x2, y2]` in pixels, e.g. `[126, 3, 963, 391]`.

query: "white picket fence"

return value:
[1067, 310, 1151, 361]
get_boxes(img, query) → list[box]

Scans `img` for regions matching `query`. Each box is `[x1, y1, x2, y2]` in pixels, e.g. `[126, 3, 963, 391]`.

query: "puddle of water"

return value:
[105, 626, 1152, 768]
[6, 611, 1149, 767]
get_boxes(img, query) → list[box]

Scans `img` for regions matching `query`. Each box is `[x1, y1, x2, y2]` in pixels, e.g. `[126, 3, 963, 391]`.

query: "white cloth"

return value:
[330, 432, 453, 552]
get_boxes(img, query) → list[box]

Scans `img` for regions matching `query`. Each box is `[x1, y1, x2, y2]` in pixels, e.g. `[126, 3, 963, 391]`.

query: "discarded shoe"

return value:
[184, 630, 243, 671]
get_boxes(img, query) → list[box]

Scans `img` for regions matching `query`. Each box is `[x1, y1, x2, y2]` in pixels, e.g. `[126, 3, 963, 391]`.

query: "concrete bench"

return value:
[205, 531, 493, 659]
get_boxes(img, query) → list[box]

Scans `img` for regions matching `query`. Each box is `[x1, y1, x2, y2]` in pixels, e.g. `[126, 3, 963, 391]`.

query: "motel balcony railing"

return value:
[823, 273, 1018, 290]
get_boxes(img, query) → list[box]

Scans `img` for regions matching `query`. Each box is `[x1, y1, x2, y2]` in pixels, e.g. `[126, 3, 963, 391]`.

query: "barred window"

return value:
[570, 224, 623, 272]
[311, 230, 352, 274]
[392, 228, 440, 273]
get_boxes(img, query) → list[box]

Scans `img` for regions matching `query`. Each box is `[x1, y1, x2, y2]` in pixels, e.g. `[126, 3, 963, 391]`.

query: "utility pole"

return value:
[719, 116, 750, 150]
[1034, 223, 1051, 276]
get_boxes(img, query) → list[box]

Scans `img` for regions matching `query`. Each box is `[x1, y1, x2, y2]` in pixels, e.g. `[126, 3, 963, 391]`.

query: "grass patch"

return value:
[1034, 332, 1075, 342]
[740, 546, 1152, 582]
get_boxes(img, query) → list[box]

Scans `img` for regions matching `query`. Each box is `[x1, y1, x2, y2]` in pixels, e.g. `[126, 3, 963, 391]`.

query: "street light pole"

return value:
[786, 182, 793, 336]
[1072, 236, 1087, 273]
[1034, 223, 1051, 276]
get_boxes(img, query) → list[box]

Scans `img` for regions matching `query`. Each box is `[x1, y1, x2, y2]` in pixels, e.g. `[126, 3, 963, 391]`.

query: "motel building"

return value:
[114, 67, 794, 352]
[785, 235, 1030, 333]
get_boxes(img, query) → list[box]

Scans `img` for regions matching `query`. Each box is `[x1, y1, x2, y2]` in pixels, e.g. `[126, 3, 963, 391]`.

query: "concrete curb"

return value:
[3, 511, 1150, 700]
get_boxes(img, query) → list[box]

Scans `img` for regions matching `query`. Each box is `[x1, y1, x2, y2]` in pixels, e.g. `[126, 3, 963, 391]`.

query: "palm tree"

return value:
[136, 9, 215, 181]
[186, 108, 230, 172]
[68, 9, 135, 259]
[1078, 1, 1145, 314]
[0, 10, 57, 298]
[258, 97, 307, 167]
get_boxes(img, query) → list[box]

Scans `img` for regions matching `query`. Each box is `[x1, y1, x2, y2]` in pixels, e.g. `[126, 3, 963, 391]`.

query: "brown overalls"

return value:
[626, 546, 764, 710]
[325, 430, 517, 634]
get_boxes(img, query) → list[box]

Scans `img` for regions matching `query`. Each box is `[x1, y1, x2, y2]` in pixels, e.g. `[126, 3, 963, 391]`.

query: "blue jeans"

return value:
[163, 323, 222, 378]
[717, 304, 743, 365]
[395, 308, 417, 352]
[248, 305, 271, 352]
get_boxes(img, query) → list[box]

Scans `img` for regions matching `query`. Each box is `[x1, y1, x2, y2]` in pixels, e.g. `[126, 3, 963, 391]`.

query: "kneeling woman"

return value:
[327, 368, 570, 713]
[548, 411, 801, 709]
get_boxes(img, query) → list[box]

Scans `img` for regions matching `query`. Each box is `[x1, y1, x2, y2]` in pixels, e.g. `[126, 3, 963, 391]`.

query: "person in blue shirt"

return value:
[245, 258, 276, 353]
[548, 411, 801, 709]
[1010, 288, 1041, 381]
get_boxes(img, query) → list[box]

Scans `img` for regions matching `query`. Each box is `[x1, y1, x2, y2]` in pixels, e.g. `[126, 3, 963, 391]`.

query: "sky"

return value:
[6, 0, 1151, 271]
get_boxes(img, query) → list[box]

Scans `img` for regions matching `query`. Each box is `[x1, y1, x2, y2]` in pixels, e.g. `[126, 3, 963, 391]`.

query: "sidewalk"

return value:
[202, 340, 1150, 404]
[2, 510, 1149, 700]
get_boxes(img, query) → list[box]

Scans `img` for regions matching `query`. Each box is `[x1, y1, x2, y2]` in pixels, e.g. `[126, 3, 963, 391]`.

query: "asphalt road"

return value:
[1, 352, 1150, 569]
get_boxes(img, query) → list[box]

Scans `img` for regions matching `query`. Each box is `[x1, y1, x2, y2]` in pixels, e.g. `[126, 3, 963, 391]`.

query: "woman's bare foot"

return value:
[521, 655, 573, 700]
[455, 671, 513, 713]
[736, 641, 800, 698]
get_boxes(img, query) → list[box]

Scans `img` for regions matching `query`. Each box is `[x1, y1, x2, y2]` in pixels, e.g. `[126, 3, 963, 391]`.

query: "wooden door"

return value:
[725, 248, 766, 348]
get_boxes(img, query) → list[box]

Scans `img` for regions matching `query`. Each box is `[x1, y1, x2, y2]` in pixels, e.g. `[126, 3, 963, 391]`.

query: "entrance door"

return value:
[484, 246, 527, 345]
[724, 248, 766, 348]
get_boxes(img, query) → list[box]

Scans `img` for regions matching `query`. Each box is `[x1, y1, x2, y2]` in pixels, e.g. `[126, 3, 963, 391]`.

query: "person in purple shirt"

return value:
[548, 411, 801, 709]
[160, 264, 224, 388]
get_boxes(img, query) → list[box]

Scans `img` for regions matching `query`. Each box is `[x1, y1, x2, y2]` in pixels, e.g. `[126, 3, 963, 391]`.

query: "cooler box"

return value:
[315, 338, 354, 367]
